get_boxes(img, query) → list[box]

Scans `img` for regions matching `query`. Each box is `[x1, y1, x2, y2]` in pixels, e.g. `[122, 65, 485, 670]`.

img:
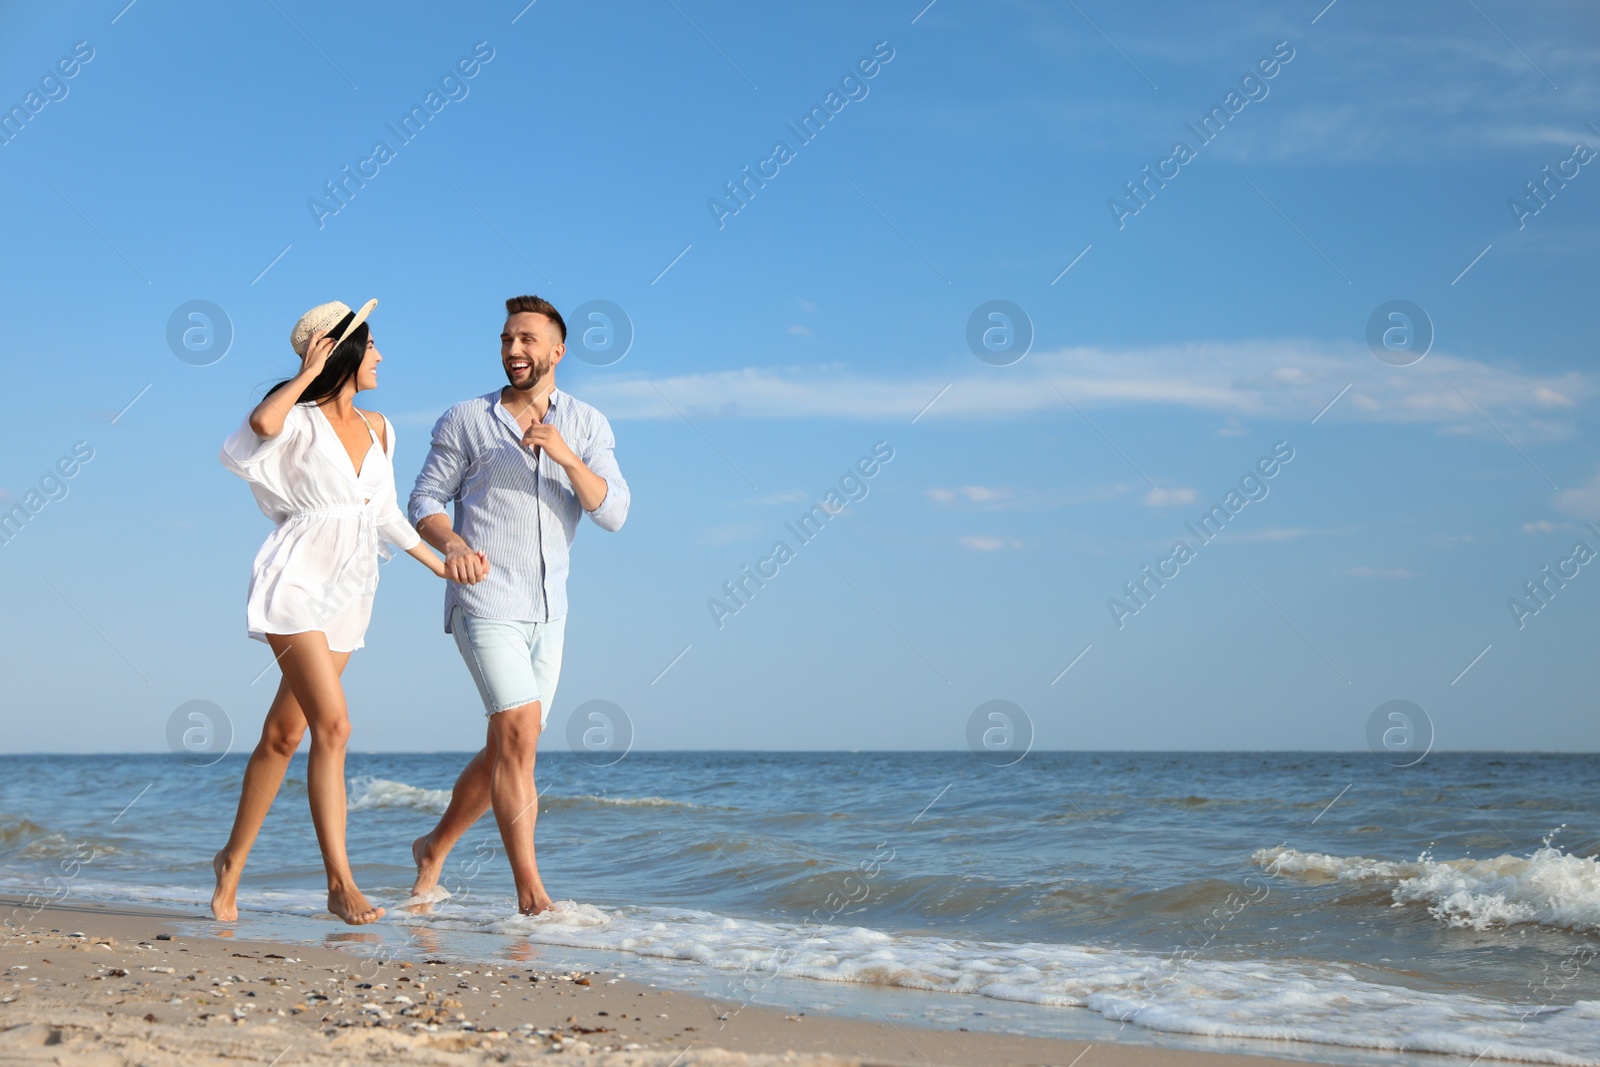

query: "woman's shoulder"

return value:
[272, 399, 317, 426]
[222, 400, 311, 475]
[358, 408, 393, 452]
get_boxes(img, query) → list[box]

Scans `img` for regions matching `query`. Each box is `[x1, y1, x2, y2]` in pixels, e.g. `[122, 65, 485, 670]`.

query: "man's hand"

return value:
[521, 423, 579, 468]
[443, 544, 490, 585]
[520, 423, 612, 513]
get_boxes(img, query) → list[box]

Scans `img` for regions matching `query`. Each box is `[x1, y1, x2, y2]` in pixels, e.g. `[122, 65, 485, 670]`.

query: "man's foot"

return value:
[328, 885, 385, 926]
[210, 850, 240, 922]
[410, 833, 445, 894]
[406, 833, 448, 912]
[518, 889, 555, 916]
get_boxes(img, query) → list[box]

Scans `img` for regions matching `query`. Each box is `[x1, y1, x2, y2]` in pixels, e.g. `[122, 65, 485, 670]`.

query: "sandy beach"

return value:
[0, 895, 1338, 1067]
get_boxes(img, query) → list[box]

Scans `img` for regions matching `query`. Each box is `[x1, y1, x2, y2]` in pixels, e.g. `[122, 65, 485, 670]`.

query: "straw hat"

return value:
[290, 298, 378, 356]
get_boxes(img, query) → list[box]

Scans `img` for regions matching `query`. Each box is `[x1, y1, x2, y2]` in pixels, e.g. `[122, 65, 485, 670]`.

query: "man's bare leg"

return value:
[488, 701, 552, 914]
[409, 737, 496, 901]
[212, 651, 349, 921]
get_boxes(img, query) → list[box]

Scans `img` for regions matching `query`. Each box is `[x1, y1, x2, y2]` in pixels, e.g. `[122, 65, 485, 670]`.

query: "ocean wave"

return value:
[1254, 844, 1600, 933]
[0, 814, 119, 860]
[546, 794, 731, 813]
[345, 777, 727, 817]
[0, 877, 331, 918]
[14, 875, 1600, 1064]
[347, 777, 452, 815]
[453, 902, 1599, 1065]
[0, 814, 50, 847]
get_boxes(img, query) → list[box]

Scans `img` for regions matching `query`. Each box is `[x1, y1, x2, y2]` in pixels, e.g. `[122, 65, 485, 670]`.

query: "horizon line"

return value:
[1, 748, 1592, 757]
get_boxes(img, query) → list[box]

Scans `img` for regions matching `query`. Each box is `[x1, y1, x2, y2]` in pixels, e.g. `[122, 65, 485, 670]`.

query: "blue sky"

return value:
[1, 0, 1597, 754]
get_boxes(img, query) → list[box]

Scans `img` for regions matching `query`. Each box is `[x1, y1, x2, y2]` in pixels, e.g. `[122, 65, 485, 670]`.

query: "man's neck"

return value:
[501, 377, 555, 422]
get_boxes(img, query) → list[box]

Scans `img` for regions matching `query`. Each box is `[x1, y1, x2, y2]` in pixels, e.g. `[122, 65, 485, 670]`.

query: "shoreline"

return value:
[0, 894, 1358, 1067]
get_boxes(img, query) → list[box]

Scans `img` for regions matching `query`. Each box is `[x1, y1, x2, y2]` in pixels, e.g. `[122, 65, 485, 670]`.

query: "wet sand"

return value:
[0, 895, 1333, 1066]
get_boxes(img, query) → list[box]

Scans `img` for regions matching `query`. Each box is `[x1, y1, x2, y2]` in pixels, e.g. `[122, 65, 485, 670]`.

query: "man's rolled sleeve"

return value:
[582, 415, 630, 532]
[409, 410, 468, 527]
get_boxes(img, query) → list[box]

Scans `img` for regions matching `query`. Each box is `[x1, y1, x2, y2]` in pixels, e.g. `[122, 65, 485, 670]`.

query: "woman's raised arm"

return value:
[248, 332, 336, 438]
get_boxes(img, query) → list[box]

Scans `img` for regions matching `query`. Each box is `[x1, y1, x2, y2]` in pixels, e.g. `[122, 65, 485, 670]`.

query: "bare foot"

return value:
[210, 850, 240, 922]
[410, 833, 445, 897]
[328, 885, 385, 926]
[518, 889, 555, 916]
[398, 835, 454, 914]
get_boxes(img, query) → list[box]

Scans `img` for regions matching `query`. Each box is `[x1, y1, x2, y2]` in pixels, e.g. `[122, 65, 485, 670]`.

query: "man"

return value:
[407, 294, 630, 915]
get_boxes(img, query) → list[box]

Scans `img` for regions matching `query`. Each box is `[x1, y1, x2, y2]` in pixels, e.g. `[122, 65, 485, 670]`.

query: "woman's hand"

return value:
[247, 330, 338, 438]
[300, 330, 336, 379]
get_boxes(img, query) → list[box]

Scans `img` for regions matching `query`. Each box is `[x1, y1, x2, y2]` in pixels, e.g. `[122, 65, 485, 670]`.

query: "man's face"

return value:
[501, 311, 565, 389]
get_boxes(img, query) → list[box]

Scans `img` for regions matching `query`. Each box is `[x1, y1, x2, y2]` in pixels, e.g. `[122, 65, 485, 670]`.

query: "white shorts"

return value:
[449, 605, 566, 728]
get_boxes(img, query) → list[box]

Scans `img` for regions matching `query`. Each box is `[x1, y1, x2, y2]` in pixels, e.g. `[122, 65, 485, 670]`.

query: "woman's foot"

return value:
[328, 885, 385, 925]
[210, 850, 240, 922]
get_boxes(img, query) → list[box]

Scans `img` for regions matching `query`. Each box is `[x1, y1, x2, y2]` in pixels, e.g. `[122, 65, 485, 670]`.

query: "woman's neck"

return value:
[319, 388, 360, 420]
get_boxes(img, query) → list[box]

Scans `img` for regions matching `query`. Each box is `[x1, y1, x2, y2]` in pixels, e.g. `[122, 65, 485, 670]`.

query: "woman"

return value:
[211, 299, 454, 925]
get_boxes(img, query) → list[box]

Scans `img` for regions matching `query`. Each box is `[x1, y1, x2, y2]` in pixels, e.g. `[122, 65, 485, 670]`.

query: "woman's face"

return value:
[355, 336, 382, 391]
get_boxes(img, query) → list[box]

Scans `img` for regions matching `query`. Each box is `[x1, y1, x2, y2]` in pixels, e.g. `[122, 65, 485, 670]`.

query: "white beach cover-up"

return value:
[220, 402, 422, 653]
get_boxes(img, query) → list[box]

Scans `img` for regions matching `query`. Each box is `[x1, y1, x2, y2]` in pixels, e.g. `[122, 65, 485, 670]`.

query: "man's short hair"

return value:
[504, 295, 566, 342]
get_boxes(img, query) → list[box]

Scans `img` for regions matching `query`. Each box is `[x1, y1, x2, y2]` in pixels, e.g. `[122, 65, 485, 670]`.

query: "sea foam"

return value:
[347, 777, 453, 814]
[14, 873, 1600, 1065]
[345, 777, 716, 816]
[1254, 844, 1600, 933]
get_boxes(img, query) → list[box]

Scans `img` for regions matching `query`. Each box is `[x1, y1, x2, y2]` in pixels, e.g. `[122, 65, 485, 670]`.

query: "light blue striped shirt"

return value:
[408, 387, 629, 631]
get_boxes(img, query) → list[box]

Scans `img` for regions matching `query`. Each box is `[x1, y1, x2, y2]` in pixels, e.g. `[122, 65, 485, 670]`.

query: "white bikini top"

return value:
[352, 411, 386, 502]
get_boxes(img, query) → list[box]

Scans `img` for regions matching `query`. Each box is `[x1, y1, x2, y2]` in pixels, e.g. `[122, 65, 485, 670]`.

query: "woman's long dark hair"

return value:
[264, 311, 370, 405]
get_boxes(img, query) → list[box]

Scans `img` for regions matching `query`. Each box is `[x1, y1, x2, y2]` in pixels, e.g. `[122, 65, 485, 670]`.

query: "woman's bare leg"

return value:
[266, 632, 383, 925]
[211, 648, 349, 921]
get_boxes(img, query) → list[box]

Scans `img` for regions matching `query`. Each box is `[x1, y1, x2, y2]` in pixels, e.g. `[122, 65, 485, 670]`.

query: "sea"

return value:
[2, 751, 1598, 1066]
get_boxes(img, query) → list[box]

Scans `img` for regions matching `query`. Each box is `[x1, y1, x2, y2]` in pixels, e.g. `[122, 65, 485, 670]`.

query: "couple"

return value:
[211, 295, 628, 925]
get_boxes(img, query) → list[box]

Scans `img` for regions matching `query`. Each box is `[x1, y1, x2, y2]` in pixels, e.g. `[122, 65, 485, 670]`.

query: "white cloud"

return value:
[392, 409, 447, 427]
[573, 339, 1592, 440]
[1229, 527, 1317, 543]
[698, 522, 768, 546]
[924, 484, 1139, 513]
[926, 486, 1016, 505]
[958, 535, 1022, 551]
[1142, 487, 1199, 507]
[1010, 7, 1599, 170]
[748, 489, 811, 507]
[787, 324, 812, 336]
[1554, 470, 1600, 519]
[1522, 520, 1569, 534]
